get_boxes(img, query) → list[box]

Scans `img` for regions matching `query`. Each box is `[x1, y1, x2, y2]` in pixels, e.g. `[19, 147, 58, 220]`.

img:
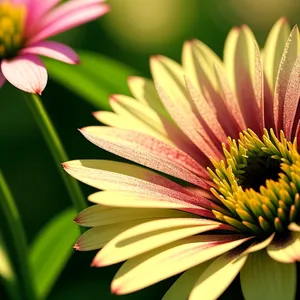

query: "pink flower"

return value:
[0, 0, 110, 94]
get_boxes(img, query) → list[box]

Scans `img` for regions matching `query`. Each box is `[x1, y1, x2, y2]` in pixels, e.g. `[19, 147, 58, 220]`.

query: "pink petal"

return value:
[63, 160, 216, 218]
[27, 1, 110, 44]
[1, 54, 47, 94]
[283, 55, 300, 139]
[154, 81, 222, 160]
[21, 41, 79, 64]
[273, 26, 299, 133]
[24, 0, 61, 38]
[80, 126, 212, 188]
[0, 68, 6, 88]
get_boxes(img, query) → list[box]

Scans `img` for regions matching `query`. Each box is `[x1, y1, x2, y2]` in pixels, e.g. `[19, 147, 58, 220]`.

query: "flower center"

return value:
[0, 1, 26, 59]
[208, 129, 300, 237]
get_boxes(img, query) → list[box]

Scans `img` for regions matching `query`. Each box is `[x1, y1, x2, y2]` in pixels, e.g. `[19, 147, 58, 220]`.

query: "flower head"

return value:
[0, 0, 109, 94]
[64, 18, 300, 300]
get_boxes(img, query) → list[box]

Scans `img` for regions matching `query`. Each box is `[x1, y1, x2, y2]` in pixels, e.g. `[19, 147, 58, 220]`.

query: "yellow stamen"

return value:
[0, 1, 26, 58]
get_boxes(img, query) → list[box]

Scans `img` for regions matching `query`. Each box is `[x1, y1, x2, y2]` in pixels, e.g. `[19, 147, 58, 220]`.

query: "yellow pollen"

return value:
[0, 1, 26, 58]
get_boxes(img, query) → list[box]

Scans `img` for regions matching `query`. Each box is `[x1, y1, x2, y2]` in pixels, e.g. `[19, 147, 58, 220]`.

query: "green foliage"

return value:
[45, 51, 137, 110]
[29, 208, 80, 299]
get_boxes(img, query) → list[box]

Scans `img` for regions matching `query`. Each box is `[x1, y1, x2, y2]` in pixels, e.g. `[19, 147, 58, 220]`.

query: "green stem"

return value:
[0, 233, 22, 300]
[25, 93, 87, 213]
[0, 172, 36, 300]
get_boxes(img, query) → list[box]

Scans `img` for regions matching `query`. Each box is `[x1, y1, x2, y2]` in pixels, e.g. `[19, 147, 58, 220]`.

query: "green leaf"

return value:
[45, 50, 138, 110]
[29, 208, 80, 299]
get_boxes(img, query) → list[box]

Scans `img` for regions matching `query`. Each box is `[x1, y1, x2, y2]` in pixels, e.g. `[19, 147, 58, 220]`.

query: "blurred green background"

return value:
[1, 0, 300, 299]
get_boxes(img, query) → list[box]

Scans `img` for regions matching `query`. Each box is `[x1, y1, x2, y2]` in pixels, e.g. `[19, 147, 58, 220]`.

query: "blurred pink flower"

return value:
[0, 0, 110, 94]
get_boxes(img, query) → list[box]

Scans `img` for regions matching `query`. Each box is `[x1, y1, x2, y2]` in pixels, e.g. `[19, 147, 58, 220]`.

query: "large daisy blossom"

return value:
[64, 18, 300, 299]
[0, 0, 109, 94]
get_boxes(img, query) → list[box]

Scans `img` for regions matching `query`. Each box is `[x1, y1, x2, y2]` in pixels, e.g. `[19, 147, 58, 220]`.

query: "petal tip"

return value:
[73, 243, 80, 250]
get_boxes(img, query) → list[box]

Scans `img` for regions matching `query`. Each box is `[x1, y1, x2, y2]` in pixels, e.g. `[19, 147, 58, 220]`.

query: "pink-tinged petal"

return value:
[267, 232, 300, 263]
[28, 1, 110, 44]
[0, 68, 6, 88]
[182, 39, 223, 114]
[21, 41, 79, 64]
[263, 18, 290, 93]
[214, 63, 246, 135]
[24, 0, 61, 38]
[80, 126, 211, 188]
[274, 26, 299, 133]
[234, 26, 263, 134]
[1, 54, 47, 94]
[93, 218, 224, 267]
[283, 55, 300, 139]
[154, 81, 222, 160]
[63, 160, 216, 218]
[111, 235, 251, 295]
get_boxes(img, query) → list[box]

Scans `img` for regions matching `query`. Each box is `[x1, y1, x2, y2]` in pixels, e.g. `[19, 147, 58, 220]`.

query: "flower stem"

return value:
[0, 171, 36, 300]
[25, 93, 87, 213]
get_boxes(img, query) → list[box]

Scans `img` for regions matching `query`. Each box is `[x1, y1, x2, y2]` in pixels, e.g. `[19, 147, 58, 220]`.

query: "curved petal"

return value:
[80, 126, 211, 186]
[75, 220, 150, 251]
[24, 0, 61, 38]
[127, 76, 170, 119]
[88, 191, 200, 210]
[162, 262, 211, 300]
[28, 1, 110, 44]
[189, 251, 247, 300]
[0, 68, 6, 88]
[273, 26, 300, 133]
[240, 250, 296, 300]
[21, 41, 79, 64]
[63, 160, 216, 218]
[111, 235, 251, 295]
[92, 218, 223, 266]
[1, 54, 47, 94]
[74, 205, 191, 227]
[267, 232, 300, 263]
[263, 18, 290, 92]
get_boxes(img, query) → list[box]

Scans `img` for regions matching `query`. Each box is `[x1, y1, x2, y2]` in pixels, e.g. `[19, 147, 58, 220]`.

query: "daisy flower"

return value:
[0, 0, 109, 94]
[64, 18, 300, 300]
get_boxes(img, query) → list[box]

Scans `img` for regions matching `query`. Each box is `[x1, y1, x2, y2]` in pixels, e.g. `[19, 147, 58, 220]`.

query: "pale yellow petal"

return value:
[288, 222, 300, 232]
[111, 235, 251, 295]
[93, 218, 221, 266]
[182, 39, 222, 97]
[242, 233, 275, 255]
[189, 252, 247, 300]
[267, 232, 300, 263]
[75, 205, 192, 227]
[223, 27, 239, 90]
[75, 220, 149, 251]
[150, 55, 190, 109]
[109, 94, 173, 144]
[88, 191, 191, 209]
[127, 76, 170, 119]
[162, 262, 211, 300]
[263, 18, 290, 92]
[240, 250, 296, 300]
